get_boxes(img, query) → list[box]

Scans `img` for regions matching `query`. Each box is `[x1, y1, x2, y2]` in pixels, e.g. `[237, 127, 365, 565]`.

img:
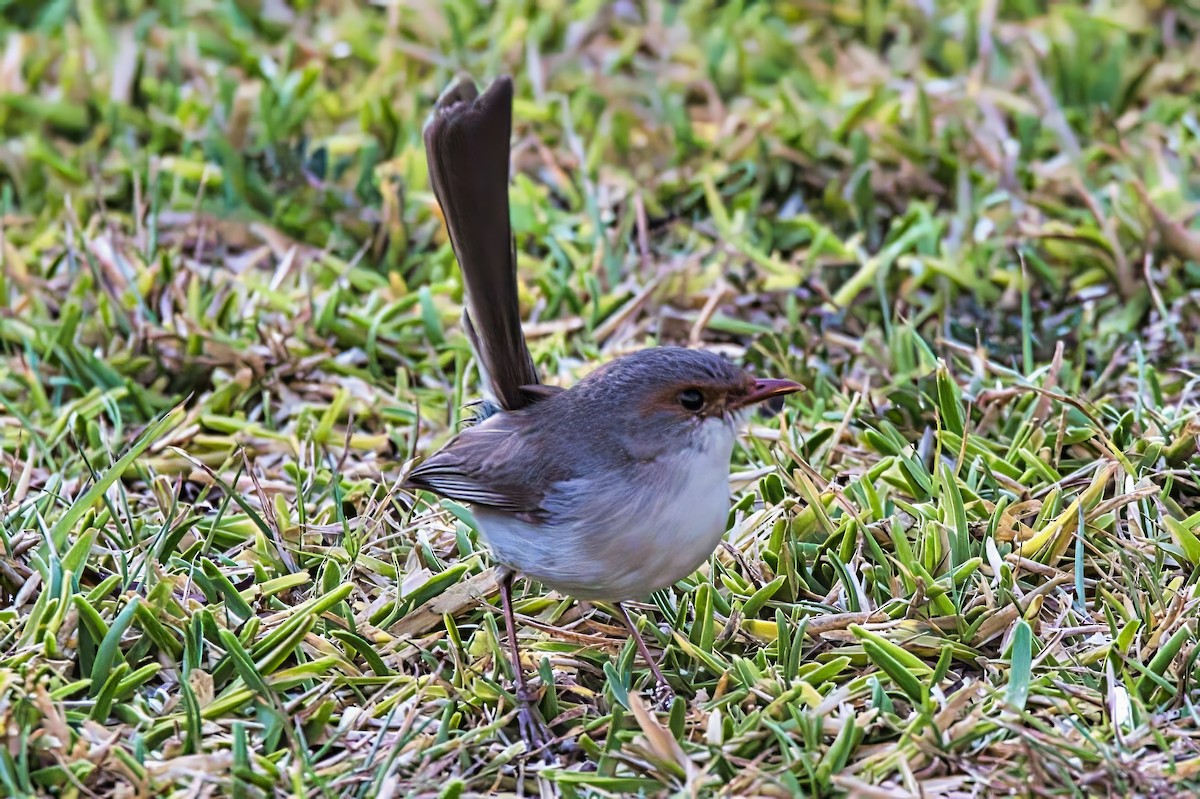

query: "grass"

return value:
[2, 0, 1200, 796]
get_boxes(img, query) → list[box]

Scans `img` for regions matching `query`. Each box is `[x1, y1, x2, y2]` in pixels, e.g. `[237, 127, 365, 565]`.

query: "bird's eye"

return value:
[678, 389, 705, 412]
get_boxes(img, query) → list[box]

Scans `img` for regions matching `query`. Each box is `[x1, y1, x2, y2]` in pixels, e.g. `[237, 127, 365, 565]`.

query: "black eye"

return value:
[678, 389, 705, 412]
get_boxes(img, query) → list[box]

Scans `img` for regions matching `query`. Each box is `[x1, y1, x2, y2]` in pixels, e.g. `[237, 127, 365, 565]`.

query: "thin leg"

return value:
[616, 602, 674, 708]
[499, 569, 548, 747]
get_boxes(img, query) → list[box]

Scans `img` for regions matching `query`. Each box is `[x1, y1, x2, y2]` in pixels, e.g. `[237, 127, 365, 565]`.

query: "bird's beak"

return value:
[731, 378, 805, 409]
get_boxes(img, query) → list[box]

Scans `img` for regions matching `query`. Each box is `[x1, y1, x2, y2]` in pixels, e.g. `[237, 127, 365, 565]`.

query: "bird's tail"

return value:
[424, 76, 539, 412]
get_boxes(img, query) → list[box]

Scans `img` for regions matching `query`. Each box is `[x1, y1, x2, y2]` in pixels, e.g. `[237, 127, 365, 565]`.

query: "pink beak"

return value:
[731, 378, 804, 409]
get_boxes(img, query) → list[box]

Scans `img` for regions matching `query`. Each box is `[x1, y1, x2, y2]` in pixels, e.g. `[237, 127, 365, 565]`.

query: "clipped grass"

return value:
[2, 1, 1200, 797]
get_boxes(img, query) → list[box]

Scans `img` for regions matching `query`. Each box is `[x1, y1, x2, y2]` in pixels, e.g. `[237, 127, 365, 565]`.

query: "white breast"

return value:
[474, 417, 736, 601]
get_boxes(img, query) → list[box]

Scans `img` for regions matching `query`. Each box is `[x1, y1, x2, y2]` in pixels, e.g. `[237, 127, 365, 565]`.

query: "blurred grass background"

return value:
[2, 0, 1200, 796]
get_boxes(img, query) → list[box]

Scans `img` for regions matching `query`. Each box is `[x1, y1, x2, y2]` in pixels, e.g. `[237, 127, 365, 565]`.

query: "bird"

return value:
[406, 75, 803, 746]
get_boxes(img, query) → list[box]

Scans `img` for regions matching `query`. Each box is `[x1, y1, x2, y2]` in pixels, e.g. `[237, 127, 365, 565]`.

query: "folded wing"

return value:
[405, 413, 567, 519]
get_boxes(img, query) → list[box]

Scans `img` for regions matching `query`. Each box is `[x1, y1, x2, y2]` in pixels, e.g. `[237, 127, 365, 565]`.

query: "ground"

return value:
[2, 1, 1200, 797]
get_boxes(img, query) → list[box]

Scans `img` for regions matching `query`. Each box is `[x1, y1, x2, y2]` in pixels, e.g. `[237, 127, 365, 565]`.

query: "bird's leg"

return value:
[616, 602, 674, 709]
[498, 568, 549, 748]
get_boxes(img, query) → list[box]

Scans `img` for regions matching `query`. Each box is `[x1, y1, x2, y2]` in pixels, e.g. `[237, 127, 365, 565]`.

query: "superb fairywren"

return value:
[406, 76, 802, 745]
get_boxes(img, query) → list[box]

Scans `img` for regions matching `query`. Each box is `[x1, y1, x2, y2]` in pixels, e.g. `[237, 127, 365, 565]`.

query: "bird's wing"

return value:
[404, 412, 568, 518]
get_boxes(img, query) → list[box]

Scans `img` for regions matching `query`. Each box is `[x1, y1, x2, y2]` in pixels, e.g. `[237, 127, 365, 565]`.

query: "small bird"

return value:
[407, 75, 802, 745]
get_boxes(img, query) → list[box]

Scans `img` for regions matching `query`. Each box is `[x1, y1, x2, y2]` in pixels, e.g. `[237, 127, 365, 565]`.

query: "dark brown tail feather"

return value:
[424, 76, 539, 411]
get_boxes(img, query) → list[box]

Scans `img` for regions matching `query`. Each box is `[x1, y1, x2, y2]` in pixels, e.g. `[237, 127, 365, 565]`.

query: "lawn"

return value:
[2, 1, 1200, 797]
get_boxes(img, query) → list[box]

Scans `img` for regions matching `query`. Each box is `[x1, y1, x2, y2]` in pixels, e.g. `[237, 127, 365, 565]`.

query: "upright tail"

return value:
[424, 76, 540, 412]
